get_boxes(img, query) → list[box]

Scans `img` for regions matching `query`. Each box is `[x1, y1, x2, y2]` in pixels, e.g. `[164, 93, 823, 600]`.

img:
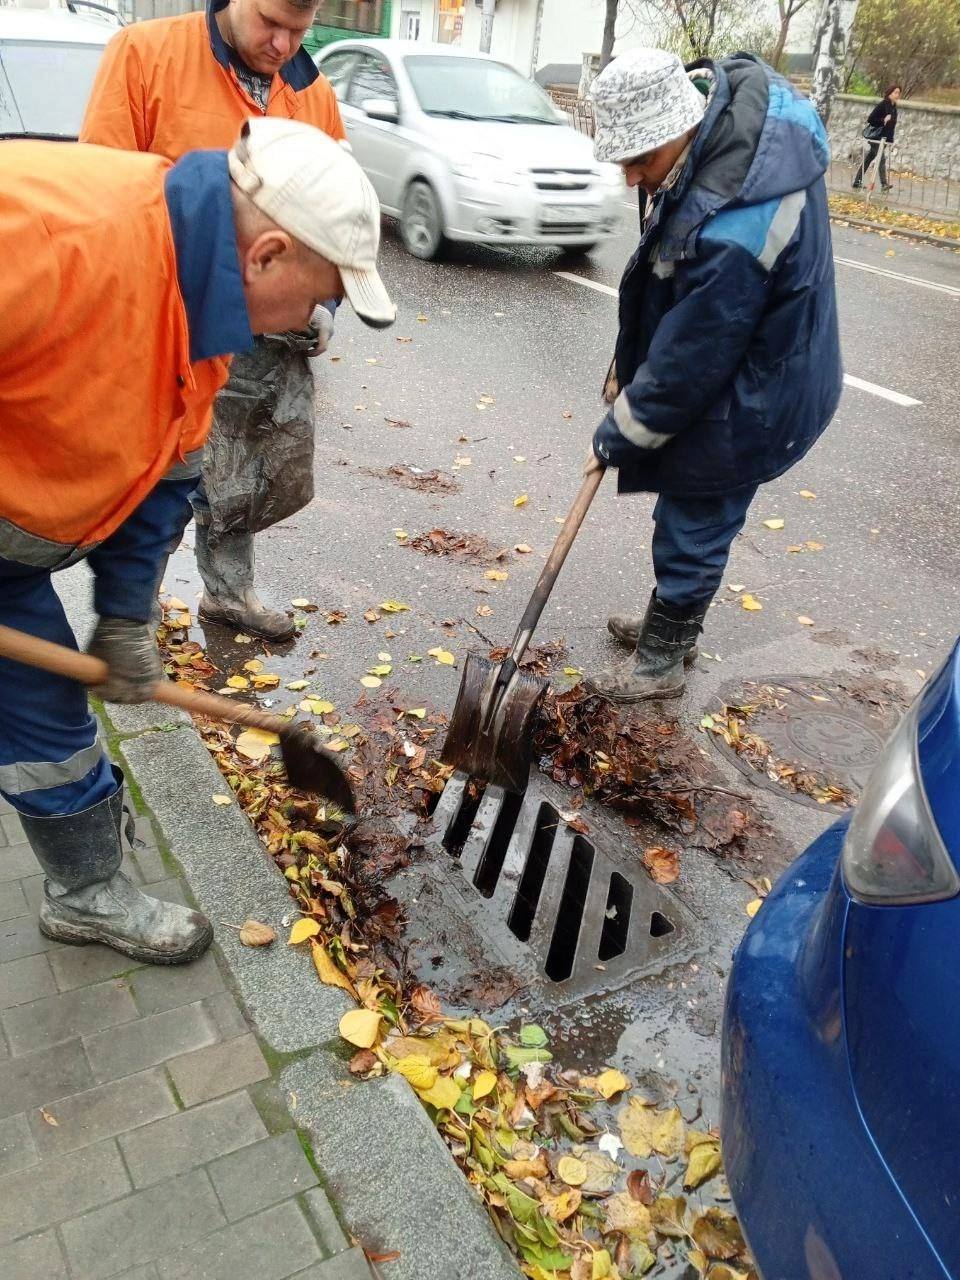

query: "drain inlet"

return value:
[545, 835, 595, 982]
[473, 789, 525, 898]
[443, 784, 485, 859]
[598, 872, 633, 962]
[650, 910, 675, 938]
[507, 802, 559, 942]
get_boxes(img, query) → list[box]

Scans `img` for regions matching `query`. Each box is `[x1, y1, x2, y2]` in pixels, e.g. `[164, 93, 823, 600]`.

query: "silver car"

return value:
[315, 39, 623, 259]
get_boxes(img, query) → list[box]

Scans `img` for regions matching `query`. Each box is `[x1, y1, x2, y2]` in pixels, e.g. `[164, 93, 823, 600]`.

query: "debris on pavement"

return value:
[408, 528, 512, 565]
[363, 463, 461, 494]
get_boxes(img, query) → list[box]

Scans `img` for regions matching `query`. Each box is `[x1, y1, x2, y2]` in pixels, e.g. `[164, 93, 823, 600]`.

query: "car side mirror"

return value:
[362, 98, 399, 124]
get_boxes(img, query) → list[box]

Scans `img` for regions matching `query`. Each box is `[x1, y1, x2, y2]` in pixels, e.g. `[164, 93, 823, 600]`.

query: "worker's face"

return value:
[225, 0, 317, 75]
[619, 131, 693, 196]
[240, 231, 344, 334]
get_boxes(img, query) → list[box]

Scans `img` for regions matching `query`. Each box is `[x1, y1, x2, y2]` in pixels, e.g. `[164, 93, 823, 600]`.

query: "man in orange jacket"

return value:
[0, 119, 394, 966]
[82, 0, 349, 641]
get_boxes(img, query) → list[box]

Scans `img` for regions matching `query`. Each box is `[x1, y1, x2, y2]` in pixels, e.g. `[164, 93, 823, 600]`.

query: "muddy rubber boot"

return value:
[19, 777, 212, 965]
[586, 593, 706, 703]
[195, 521, 295, 642]
[607, 595, 699, 664]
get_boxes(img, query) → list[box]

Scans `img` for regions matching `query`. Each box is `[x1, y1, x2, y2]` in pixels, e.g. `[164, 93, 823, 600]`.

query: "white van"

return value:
[0, 5, 119, 139]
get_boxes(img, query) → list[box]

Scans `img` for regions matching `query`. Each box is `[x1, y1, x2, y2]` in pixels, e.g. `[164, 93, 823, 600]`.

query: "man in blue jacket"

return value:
[585, 49, 842, 702]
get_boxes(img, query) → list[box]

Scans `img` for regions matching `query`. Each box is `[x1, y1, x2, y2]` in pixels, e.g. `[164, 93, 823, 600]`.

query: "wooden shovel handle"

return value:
[0, 624, 289, 735]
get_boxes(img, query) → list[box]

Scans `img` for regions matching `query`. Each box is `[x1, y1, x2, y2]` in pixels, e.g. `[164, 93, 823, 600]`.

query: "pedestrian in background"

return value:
[852, 84, 901, 192]
[81, 0, 379, 641]
[583, 49, 842, 702]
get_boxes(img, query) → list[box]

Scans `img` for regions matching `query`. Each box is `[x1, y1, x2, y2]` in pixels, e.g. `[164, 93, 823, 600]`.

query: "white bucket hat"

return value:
[228, 117, 396, 329]
[591, 48, 706, 165]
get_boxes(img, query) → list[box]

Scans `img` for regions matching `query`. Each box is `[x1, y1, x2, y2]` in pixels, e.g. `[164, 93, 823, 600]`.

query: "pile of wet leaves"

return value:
[155, 604, 755, 1278]
[363, 463, 461, 494]
[535, 689, 760, 857]
[408, 527, 512, 565]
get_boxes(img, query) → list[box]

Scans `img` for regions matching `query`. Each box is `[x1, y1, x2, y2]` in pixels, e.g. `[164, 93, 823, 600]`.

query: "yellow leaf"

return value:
[301, 698, 335, 715]
[427, 647, 455, 666]
[620, 1098, 685, 1160]
[212, 794, 233, 806]
[762, 518, 785, 530]
[239, 919, 276, 947]
[251, 673, 280, 690]
[360, 676, 382, 689]
[309, 940, 356, 994]
[798, 490, 816, 499]
[805, 540, 824, 551]
[473, 1070, 497, 1101]
[234, 633, 252, 643]
[368, 664, 393, 677]
[226, 675, 249, 689]
[604, 1192, 653, 1238]
[484, 570, 509, 582]
[339, 1008, 382, 1049]
[39, 1107, 59, 1127]
[683, 1138, 722, 1190]
[746, 898, 763, 918]
[288, 918, 322, 945]
[543, 1188, 581, 1224]
[595, 1069, 631, 1100]
[326, 739, 349, 752]
[515, 543, 532, 554]
[378, 652, 392, 661]
[286, 680, 309, 691]
[163, 596, 189, 611]
[405, 707, 427, 720]
[591, 1250, 614, 1279]
[558, 1155, 588, 1186]
[380, 600, 411, 613]
[797, 616, 815, 627]
[740, 594, 763, 612]
[235, 728, 279, 760]
[394, 528, 408, 540]
[514, 494, 528, 507]
[243, 659, 264, 674]
[418, 1075, 461, 1110]
[291, 597, 312, 607]
[394, 1054, 439, 1091]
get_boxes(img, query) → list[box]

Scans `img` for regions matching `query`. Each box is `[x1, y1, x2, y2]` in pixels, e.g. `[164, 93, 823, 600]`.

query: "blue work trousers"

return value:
[651, 486, 758, 611]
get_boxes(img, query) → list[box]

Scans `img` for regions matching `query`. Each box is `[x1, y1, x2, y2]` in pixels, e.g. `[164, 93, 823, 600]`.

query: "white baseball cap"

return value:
[228, 117, 396, 329]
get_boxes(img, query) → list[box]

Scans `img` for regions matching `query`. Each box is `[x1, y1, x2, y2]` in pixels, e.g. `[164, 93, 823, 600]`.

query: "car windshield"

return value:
[403, 55, 561, 125]
[0, 40, 106, 137]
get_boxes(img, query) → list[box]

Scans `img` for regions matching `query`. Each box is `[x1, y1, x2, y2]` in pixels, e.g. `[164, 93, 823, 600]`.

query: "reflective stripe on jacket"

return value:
[0, 142, 230, 566]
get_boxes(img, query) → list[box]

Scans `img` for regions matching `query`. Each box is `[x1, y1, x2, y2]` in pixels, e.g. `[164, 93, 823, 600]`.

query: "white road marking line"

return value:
[552, 270, 924, 407]
[834, 256, 960, 297]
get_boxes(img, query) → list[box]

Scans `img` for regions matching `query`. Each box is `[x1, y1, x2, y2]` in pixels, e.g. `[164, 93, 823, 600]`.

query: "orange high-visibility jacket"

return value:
[80, 5, 345, 161]
[0, 142, 230, 569]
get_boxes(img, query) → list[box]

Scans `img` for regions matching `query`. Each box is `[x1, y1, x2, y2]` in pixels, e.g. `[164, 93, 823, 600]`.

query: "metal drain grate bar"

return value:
[527, 823, 575, 958]
[459, 785, 507, 884]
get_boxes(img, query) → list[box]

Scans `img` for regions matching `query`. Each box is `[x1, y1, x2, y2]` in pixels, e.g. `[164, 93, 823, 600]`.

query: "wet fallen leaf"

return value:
[620, 1098, 685, 1160]
[235, 728, 279, 760]
[727, 583, 745, 593]
[477, 605, 494, 617]
[543, 1188, 581, 1224]
[605, 1192, 653, 1238]
[740, 594, 763, 612]
[349, 1049, 379, 1077]
[360, 676, 382, 689]
[684, 1136, 723, 1189]
[642, 846, 680, 884]
[212, 794, 233, 806]
[577, 1149, 620, 1194]
[368, 664, 393, 677]
[291, 597, 312, 608]
[650, 1195, 689, 1239]
[786, 544, 804, 553]
[797, 616, 815, 627]
[286, 680, 309, 691]
[288, 918, 322, 945]
[595, 1069, 631, 1100]
[226, 675, 249, 689]
[515, 543, 532, 554]
[692, 1208, 746, 1261]
[763, 518, 785, 530]
[251, 673, 280, 690]
[427, 647, 456, 666]
[326, 610, 347, 625]
[805, 540, 824, 551]
[364, 609, 380, 623]
[380, 600, 411, 613]
[484, 570, 509, 582]
[598, 1132, 624, 1160]
[239, 919, 276, 947]
[473, 1070, 498, 1101]
[39, 1108, 59, 1127]
[746, 898, 763, 918]
[394, 1055, 438, 1091]
[418, 1076, 461, 1110]
[404, 707, 427, 720]
[243, 659, 264, 674]
[340, 1008, 382, 1048]
[627, 1169, 654, 1205]
[310, 940, 357, 995]
[558, 1155, 588, 1186]
[301, 698, 335, 715]
[514, 494, 528, 507]
[410, 983, 444, 1025]
[234, 633, 252, 644]
[798, 490, 816, 500]
[562, 410, 573, 420]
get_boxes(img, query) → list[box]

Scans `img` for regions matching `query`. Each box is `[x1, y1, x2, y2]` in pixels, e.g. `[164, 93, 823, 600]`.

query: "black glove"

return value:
[87, 616, 162, 704]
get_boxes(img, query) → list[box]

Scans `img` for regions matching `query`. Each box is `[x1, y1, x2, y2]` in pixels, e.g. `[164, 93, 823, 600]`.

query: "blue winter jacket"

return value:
[594, 55, 843, 497]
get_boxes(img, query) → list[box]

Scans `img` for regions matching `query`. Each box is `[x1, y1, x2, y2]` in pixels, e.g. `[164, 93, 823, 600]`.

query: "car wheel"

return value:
[400, 180, 445, 260]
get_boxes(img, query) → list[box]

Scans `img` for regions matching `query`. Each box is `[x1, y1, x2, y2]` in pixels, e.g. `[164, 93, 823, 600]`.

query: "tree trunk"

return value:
[771, 15, 790, 69]
[811, 0, 860, 125]
[479, 0, 496, 54]
[600, 0, 617, 70]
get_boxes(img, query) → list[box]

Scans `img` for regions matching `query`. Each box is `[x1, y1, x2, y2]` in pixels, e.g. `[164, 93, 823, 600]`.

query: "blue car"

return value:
[722, 641, 960, 1279]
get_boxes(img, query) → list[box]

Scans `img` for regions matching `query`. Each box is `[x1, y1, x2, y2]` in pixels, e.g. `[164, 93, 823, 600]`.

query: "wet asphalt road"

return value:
[162, 208, 960, 1116]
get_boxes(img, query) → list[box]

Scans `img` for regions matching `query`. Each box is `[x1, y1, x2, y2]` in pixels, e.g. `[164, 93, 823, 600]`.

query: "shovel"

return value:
[0, 624, 355, 813]
[442, 463, 604, 793]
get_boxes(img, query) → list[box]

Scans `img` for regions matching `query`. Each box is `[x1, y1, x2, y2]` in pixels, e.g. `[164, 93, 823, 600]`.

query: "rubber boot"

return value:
[195, 521, 295, 642]
[19, 770, 212, 965]
[607, 595, 699, 665]
[586, 592, 707, 703]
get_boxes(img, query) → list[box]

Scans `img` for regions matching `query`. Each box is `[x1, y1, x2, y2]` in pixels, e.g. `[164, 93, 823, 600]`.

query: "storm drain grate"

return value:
[429, 773, 690, 1001]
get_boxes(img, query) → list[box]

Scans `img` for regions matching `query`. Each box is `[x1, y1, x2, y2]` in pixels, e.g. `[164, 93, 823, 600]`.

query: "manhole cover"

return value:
[393, 773, 696, 1014]
[705, 673, 905, 812]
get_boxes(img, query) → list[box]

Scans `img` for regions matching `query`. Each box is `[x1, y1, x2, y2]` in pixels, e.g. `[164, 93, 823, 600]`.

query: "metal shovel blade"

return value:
[280, 722, 356, 813]
[441, 652, 547, 794]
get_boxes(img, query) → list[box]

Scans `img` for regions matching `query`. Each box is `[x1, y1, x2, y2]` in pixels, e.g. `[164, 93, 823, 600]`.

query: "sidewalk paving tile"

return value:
[203, 990, 252, 1039]
[60, 1166, 225, 1280]
[0, 1111, 38, 1177]
[0, 1037, 93, 1120]
[0, 1138, 130, 1244]
[119, 1090, 267, 1188]
[84, 1002, 218, 1083]
[0, 914, 62, 964]
[2, 977, 138, 1055]
[129, 950, 225, 1016]
[0, 881, 28, 922]
[207, 1131, 318, 1222]
[0, 953, 56, 1010]
[50, 944, 143, 993]
[301, 1186, 350, 1256]
[0, 1228, 68, 1279]
[0, 841, 39, 881]
[157, 1199, 322, 1280]
[27, 1068, 177, 1158]
[292, 1246, 377, 1280]
[166, 1032, 270, 1107]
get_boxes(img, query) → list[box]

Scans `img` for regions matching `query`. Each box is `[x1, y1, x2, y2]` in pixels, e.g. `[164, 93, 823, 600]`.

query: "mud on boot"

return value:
[195, 522, 295, 642]
[587, 592, 706, 703]
[607, 595, 700, 664]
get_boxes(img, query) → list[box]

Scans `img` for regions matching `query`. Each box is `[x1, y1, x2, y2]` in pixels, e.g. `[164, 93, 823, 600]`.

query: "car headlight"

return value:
[452, 155, 521, 187]
[842, 695, 960, 905]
